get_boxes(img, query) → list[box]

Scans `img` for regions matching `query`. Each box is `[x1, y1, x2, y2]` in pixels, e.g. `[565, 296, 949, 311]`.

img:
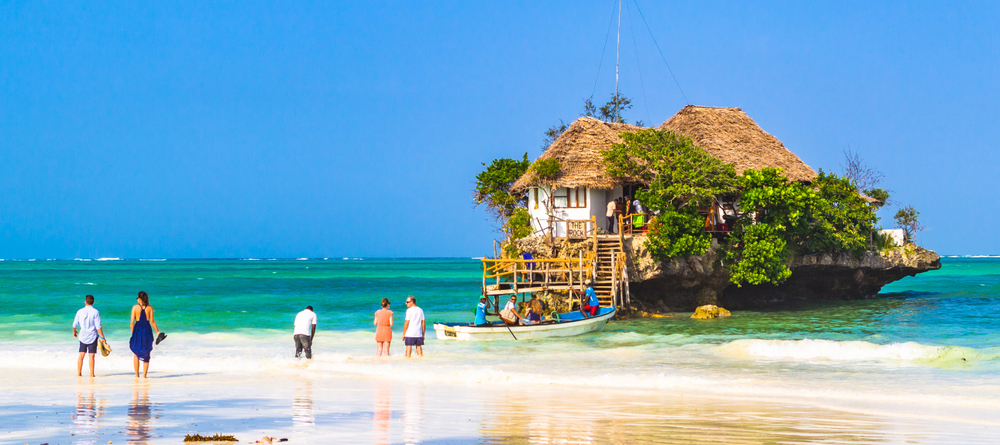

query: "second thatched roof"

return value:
[511, 105, 817, 192]
[659, 105, 816, 182]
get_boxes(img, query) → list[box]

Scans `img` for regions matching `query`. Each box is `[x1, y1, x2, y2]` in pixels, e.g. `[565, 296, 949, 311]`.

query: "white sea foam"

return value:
[94, 257, 121, 261]
[74, 258, 91, 261]
[297, 258, 308, 260]
[717, 338, 983, 363]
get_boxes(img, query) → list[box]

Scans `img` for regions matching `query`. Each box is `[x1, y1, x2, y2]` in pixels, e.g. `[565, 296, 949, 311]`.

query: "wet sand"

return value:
[3, 367, 998, 444]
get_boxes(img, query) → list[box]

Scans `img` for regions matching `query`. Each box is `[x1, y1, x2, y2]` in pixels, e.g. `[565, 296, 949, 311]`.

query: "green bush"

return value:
[727, 223, 792, 286]
[530, 158, 561, 179]
[505, 207, 533, 241]
[644, 208, 711, 260]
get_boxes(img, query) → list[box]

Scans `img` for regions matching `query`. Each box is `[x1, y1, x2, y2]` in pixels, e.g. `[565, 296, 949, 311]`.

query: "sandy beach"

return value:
[3, 354, 999, 445]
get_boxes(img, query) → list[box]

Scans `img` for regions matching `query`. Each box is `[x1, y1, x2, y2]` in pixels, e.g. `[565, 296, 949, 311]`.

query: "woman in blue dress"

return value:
[129, 291, 160, 378]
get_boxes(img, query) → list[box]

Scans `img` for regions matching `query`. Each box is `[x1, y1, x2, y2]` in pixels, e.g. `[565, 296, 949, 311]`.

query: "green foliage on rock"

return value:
[727, 168, 880, 286]
[728, 223, 792, 286]
[474, 153, 531, 224]
[602, 129, 739, 213]
[645, 208, 711, 258]
[864, 187, 890, 210]
[601, 129, 738, 260]
[530, 158, 561, 180]
[505, 207, 533, 240]
[894, 205, 923, 244]
[803, 171, 878, 255]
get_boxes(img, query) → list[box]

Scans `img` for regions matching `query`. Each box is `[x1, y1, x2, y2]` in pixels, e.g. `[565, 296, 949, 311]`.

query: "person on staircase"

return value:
[606, 199, 617, 234]
[583, 280, 599, 317]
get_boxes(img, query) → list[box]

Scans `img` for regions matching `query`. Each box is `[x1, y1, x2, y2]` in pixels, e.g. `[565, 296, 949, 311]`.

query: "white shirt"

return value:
[293, 309, 317, 336]
[606, 201, 616, 217]
[404, 306, 425, 338]
[73, 306, 102, 344]
[504, 301, 517, 312]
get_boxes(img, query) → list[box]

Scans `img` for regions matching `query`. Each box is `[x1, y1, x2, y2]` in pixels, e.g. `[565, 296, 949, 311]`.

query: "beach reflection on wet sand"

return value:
[3, 370, 997, 444]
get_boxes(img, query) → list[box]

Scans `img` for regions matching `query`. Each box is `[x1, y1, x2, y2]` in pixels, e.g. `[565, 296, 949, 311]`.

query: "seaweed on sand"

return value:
[183, 433, 238, 442]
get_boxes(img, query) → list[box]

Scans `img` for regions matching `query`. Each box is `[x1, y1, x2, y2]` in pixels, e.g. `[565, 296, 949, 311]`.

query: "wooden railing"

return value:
[619, 213, 651, 236]
[481, 252, 595, 297]
[610, 251, 631, 310]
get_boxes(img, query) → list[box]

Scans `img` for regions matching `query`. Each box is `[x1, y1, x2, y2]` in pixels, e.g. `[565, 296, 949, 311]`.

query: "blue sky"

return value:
[1, 1, 997, 258]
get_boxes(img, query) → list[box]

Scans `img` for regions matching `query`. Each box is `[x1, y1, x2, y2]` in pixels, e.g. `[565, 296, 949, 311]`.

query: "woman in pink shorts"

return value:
[374, 298, 393, 357]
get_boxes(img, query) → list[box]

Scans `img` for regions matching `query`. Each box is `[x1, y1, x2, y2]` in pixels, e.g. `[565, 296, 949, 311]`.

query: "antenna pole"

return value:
[615, 0, 621, 120]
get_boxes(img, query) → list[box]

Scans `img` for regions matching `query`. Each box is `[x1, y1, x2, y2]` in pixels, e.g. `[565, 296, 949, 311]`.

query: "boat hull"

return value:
[433, 307, 615, 341]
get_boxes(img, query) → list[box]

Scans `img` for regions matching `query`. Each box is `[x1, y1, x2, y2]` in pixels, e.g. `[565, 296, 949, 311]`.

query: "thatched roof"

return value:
[511, 105, 817, 192]
[511, 117, 645, 192]
[659, 105, 817, 182]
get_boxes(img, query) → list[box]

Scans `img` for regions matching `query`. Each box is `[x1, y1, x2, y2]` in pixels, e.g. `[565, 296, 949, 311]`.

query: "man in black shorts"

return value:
[73, 295, 106, 377]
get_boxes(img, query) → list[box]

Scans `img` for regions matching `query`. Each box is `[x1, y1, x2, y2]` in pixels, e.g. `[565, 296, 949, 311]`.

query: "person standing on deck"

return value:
[606, 199, 617, 234]
[583, 281, 599, 317]
[403, 296, 425, 358]
[293, 306, 317, 359]
[73, 295, 106, 377]
[374, 299, 393, 357]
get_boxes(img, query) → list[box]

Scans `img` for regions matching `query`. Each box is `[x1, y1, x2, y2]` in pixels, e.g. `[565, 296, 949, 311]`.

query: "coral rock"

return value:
[691, 305, 731, 319]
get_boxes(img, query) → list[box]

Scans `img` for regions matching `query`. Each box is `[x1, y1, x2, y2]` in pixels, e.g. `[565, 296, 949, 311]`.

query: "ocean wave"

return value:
[94, 257, 121, 261]
[717, 338, 1000, 365]
[2, 334, 999, 412]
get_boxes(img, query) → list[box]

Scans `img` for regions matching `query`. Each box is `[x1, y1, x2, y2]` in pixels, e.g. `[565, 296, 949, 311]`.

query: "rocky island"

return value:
[475, 103, 938, 314]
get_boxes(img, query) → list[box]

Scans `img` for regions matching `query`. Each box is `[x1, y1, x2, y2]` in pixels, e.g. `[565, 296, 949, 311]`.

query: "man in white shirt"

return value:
[501, 295, 523, 325]
[73, 295, 106, 377]
[402, 296, 425, 358]
[606, 200, 616, 234]
[293, 306, 317, 359]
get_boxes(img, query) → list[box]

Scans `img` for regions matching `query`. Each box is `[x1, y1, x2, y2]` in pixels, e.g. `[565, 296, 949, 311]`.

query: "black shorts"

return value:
[79, 340, 97, 354]
[404, 337, 424, 346]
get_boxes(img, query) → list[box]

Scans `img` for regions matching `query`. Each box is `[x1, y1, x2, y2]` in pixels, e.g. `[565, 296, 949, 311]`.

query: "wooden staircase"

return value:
[593, 235, 623, 307]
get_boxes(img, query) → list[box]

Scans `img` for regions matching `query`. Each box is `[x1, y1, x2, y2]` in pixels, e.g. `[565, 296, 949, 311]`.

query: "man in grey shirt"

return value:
[73, 295, 106, 377]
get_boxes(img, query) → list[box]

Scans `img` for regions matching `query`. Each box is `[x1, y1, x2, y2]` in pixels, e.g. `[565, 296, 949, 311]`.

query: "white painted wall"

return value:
[526, 186, 609, 237]
[879, 228, 906, 247]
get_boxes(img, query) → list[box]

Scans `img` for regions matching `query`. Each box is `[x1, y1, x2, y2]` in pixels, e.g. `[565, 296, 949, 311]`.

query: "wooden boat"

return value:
[433, 307, 615, 341]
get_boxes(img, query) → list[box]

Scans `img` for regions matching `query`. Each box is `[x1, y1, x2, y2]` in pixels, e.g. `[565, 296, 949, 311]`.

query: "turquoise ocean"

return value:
[1, 256, 999, 418]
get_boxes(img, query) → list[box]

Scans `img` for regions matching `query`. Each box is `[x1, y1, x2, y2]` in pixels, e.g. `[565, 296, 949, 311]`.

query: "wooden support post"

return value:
[611, 252, 616, 308]
[568, 258, 573, 296]
[545, 262, 550, 288]
[513, 261, 518, 294]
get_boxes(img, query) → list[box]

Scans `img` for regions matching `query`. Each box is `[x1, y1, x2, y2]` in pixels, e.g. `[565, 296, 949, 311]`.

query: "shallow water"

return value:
[1, 257, 999, 442]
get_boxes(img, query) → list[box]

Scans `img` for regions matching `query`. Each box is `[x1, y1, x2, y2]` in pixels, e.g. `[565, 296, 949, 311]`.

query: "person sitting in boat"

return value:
[523, 295, 543, 324]
[500, 296, 523, 325]
[473, 297, 493, 327]
[521, 304, 540, 325]
[582, 281, 599, 317]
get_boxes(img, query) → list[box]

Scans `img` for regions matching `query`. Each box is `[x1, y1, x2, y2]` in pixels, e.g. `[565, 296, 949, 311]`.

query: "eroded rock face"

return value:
[511, 235, 942, 312]
[720, 245, 942, 309]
